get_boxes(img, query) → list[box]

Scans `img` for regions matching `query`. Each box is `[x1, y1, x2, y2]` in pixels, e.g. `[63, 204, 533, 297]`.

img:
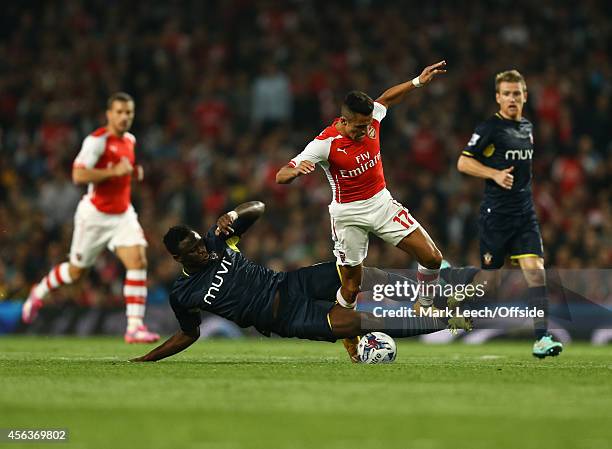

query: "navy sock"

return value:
[528, 285, 548, 339]
[361, 314, 445, 338]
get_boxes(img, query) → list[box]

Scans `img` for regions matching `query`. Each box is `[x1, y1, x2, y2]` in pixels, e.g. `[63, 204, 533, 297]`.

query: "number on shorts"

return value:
[392, 209, 414, 229]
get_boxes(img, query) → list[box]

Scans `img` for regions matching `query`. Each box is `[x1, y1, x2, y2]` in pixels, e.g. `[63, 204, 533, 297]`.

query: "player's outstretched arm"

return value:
[275, 161, 315, 184]
[130, 328, 199, 362]
[457, 155, 514, 190]
[215, 201, 265, 238]
[376, 60, 447, 108]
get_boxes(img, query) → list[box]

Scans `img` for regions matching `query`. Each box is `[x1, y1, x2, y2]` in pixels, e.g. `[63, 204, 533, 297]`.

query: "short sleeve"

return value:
[205, 225, 229, 250]
[288, 138, 331, 167]
[204, 224, 242, 253]
[372, 101, 387, 122]
[170, 295, 202, 333]
[462, 122, 494, 158]
[73, 135, 106, 169]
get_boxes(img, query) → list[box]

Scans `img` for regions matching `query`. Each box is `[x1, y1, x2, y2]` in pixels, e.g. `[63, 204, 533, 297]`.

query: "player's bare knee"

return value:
[524, 269, 545, 287]
[520, 258, 545, 287]
[432, 247, 443, 267]
[68, 264, 86, 282]
[124, 254, 147, 270]
[420, 247, 443, 269]
[133, 256, 147, 270]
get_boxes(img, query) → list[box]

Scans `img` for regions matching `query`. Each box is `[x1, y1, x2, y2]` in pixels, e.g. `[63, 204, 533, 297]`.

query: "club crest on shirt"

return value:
[483, 252, 493, 265]
[367, 125, 376, 139]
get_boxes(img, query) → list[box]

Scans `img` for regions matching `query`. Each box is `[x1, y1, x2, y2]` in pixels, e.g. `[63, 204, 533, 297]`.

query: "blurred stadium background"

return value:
[0, 1, 610, 340]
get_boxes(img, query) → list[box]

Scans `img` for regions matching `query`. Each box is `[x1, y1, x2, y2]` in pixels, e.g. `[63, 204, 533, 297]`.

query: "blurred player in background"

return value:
[22, 92, 160, 344]
[457, 70, 562, 358]
[276, 61, 450, 356]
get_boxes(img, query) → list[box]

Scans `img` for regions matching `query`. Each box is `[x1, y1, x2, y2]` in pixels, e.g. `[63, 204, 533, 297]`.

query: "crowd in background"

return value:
[1, 0, 610, 308]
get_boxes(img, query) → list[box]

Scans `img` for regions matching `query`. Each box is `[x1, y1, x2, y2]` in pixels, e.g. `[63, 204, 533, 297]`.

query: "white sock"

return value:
[336, 288, 356, 309]
[416, 264, 440, 307]
[124, 269, 147, 332]
[33, 262, 73, 300]
[127, 316, 143, 331]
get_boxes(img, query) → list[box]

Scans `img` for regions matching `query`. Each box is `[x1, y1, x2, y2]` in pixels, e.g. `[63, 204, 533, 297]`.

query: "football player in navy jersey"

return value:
[457, 70, 562, 358]
[130, 201, 483, 363]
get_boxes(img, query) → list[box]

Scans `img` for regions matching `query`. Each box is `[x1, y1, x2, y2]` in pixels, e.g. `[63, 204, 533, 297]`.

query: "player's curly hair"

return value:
[343, 90, 374, 116]
[163, 225, 192, 256]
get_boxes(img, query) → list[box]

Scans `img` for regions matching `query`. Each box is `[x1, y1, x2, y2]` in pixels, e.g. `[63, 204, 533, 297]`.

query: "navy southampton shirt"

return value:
[168, 226, 285, 336]
[463, 113, 536, 215]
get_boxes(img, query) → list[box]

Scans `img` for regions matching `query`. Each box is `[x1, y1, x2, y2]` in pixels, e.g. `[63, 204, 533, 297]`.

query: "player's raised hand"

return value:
[417, 60, 447, 85]
[215, 211, 237, 236]
[113, 157, 134, 177]
[493, 166, 514, 190]
[295, 160, 315, 176]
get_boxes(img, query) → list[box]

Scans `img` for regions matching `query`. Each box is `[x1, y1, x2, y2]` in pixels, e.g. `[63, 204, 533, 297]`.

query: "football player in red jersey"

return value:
[22, 93, 159, 344]
[277, 61, 452, 356]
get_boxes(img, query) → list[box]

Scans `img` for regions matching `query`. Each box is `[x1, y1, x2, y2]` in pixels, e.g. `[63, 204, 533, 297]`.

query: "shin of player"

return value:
[115, 245, 152, 340]
[518, 256, 548, 340]
[24, 262, 77, 313]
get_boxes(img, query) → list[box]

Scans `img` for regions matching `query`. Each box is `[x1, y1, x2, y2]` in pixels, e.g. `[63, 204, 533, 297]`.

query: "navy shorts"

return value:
[273, 262, 341, 342]
[479, 208, 544, 269]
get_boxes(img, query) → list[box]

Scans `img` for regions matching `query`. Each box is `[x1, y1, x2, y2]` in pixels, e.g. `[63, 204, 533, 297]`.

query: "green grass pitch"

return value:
[1, 337, 612, 449]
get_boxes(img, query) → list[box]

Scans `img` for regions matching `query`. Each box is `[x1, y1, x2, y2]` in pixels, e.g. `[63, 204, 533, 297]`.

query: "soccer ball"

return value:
[357, 332, 397, 364]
